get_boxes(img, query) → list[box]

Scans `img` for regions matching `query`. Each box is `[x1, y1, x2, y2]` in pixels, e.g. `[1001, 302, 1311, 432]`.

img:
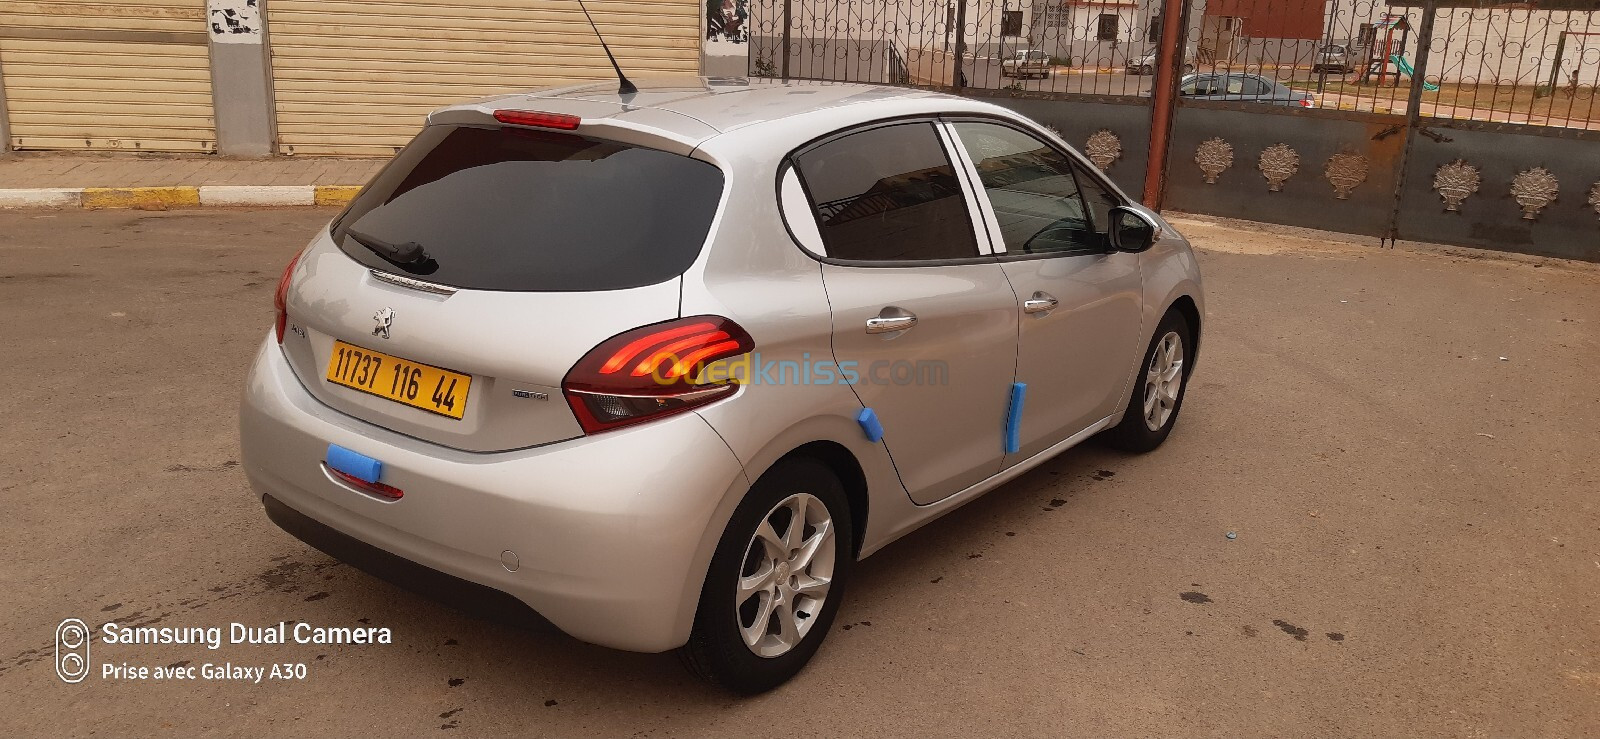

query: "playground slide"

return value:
[1391, 55, 1441, 92]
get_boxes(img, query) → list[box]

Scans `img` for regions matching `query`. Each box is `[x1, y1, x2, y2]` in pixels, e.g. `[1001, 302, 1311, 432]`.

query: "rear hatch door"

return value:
[278, 121, 726, 452]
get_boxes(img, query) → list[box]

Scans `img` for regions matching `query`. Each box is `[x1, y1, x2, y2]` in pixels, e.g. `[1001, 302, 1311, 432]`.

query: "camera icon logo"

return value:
[55, 618, 91, 684]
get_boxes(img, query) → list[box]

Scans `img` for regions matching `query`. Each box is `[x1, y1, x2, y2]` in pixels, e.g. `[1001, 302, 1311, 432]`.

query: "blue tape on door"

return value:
[326, 444, 382, 484]
[856, 407, 884, 443]
[1004, 382, 1027, 455]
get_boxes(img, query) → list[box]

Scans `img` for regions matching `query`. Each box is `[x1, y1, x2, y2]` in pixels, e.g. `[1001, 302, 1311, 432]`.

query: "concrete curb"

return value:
[0, 185, 362, 209]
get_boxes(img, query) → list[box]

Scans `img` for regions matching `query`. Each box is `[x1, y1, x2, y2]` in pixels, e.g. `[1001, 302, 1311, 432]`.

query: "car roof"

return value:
[432, 77, 998, 149]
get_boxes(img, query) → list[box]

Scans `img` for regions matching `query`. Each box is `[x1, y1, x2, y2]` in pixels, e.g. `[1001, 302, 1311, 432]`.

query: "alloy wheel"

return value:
[735, 492, 835, 658]
[1143, 331, 1185, 432]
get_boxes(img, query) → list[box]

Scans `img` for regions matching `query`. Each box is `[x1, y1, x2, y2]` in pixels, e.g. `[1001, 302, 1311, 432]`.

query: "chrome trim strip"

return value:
[935, 119, 1005, 256]
[368, 270, 458, 296]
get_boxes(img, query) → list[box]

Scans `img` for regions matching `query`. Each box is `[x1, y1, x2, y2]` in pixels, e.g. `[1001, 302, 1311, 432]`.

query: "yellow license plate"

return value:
[325, 340, 472, 420]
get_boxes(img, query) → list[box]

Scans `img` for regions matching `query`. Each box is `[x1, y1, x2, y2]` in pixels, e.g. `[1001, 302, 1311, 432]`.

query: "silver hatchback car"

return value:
[241, 78, 1204, 693]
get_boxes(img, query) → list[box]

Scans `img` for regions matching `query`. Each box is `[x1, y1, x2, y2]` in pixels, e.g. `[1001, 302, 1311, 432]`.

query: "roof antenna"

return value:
[574, 0, 638, 95]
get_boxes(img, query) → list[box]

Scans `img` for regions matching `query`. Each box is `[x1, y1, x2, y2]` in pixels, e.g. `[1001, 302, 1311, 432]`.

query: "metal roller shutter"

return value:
[0, 0, 216, 152]
[267, 0, 703, 156]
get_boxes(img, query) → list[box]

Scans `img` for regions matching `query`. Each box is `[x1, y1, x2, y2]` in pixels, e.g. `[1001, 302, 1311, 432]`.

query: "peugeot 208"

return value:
[240, 78, 1205, 693]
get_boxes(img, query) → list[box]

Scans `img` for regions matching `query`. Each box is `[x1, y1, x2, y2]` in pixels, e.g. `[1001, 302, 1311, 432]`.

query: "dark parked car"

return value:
[1179, 73, 1315, 107]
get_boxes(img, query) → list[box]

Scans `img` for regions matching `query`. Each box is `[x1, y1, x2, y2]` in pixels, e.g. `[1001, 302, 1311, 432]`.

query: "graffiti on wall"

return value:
[207, 0, 263, 44]
[708, 0, 751, 44]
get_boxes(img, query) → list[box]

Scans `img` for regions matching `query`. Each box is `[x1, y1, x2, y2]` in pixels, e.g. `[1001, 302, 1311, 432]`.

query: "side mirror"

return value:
[1108, 206, 1159, 253]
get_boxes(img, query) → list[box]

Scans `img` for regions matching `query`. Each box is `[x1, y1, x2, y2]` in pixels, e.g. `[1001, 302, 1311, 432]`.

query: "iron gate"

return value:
[732, 0, 1600, 262]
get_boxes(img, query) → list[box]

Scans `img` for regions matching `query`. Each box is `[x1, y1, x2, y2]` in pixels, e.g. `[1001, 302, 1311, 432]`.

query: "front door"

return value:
[943, 119, 1145, 464]
[789, 121, 1020, 506]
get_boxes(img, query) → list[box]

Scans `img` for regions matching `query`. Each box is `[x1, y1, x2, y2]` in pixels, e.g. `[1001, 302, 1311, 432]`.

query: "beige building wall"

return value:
[0, 0, 216, 152]
[267, 0, 704, 156]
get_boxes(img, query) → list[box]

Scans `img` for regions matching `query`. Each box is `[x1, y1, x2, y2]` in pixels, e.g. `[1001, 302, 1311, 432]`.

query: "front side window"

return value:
[951, 122, 1103, 256]
[794, 122, 979, 262]
[1182, 75, 1221, 96]
[1231, 76, 1269, 95]
[1074, 164, 1122, 237]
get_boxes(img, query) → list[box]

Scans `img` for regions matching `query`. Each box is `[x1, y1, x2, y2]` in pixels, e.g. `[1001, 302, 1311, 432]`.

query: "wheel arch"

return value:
[764, 441, 870, 558]
[1167, 294, 1202, 369]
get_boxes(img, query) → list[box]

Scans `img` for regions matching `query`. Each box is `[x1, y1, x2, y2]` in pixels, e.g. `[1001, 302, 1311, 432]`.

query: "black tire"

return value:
[1139, 64, 1154, 76]
[1102, 310, 1194, 453]
[679, 457, 854, 694]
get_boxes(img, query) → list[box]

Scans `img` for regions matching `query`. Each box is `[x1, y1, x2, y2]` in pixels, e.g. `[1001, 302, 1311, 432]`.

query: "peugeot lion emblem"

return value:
[372, 307, 395, 339]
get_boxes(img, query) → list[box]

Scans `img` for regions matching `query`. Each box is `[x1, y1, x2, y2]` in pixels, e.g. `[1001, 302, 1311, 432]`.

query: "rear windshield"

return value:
[332, 124, 725, 291]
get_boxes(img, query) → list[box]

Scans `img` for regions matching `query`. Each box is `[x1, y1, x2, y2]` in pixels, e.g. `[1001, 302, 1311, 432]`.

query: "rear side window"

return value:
[794, 122, 979, 262]
[333, 125, 724, 291]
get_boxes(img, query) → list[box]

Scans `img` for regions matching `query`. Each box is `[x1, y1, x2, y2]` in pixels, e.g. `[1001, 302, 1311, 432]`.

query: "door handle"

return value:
[865, 313, 918, 334]
[1023, 292, 1059, 314]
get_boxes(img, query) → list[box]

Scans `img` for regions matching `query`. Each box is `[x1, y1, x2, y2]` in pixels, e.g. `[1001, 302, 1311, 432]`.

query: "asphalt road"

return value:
[2, 209, 1597, 736]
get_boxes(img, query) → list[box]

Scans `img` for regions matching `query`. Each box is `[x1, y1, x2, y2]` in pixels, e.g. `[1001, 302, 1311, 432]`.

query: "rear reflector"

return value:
[328, 467, 404, 500]
[493, 110, 581, 130]
[563, 316, 754, 434]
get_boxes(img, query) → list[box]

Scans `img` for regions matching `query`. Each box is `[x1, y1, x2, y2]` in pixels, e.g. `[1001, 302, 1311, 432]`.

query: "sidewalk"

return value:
[0, 152, 387, 209]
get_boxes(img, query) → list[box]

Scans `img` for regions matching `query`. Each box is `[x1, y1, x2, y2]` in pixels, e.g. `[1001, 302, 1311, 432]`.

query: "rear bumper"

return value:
[261, 493, 558, 631]
[239, 337, 749, 653]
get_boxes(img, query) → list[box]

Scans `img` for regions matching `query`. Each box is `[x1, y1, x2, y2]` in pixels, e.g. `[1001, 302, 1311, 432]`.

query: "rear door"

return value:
[787, 120, 1019, 506]
[943, 119, 1143, 464]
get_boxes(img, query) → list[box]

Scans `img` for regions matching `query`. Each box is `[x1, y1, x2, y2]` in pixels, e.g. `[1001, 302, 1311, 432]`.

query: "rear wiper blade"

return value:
[345, 227, 430, 265]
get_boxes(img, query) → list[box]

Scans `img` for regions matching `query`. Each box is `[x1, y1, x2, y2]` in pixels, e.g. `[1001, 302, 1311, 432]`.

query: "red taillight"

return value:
[274, 249, 305, 344]
[1301, 96, 1315, 108]
[562, 316, 755, 434]
[493, 110, 581, 130]
[328, 468, 404, 500]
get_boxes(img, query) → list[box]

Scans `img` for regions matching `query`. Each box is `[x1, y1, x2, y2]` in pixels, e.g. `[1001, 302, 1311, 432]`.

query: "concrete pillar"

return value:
[206, 0, 275, 157]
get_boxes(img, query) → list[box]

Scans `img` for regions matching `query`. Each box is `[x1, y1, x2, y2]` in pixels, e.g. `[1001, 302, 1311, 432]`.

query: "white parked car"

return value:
[1001, 49, 1053, 78]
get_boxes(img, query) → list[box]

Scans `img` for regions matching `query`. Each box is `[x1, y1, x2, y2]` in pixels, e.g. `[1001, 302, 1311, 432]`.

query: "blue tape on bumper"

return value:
[1004, 382, 1027, 455]
[326, 444, 382, 484]
[856, 407, 884, 443]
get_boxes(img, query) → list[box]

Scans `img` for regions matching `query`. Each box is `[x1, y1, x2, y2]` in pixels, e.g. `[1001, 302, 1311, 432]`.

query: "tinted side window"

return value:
[795, 122, 979, 261]
[1074, 164, 1123, 235]
[951, 122, 1099, 255]
[1184, 75, 1220, 95]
